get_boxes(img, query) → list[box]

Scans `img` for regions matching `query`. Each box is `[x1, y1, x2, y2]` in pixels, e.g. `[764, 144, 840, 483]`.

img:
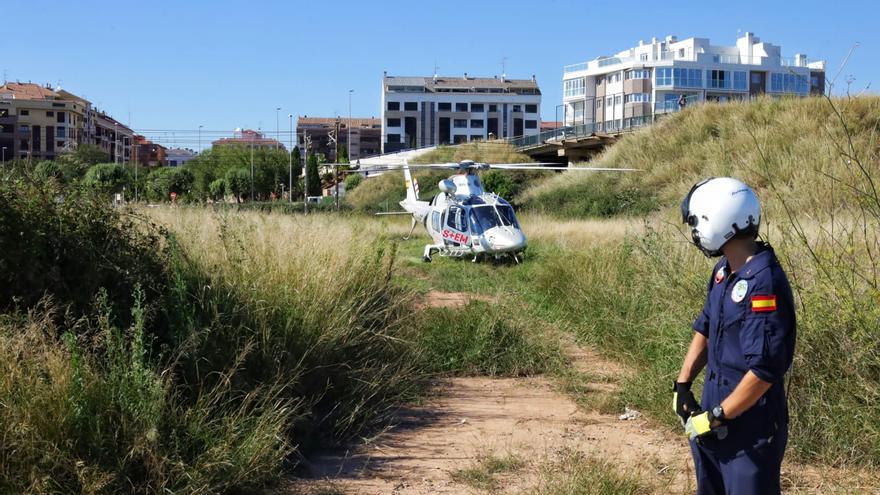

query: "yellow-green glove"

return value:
[685, 408, 727, 441]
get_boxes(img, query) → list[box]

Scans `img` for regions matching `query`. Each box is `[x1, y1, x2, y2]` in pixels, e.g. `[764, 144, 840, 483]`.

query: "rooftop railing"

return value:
[563, 50, 817, 77]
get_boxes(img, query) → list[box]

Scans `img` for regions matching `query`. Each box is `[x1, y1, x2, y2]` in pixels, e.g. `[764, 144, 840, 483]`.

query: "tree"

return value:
[338, 144, 348, 164]
[344, 173, 363, 191]
[225, 167, 251, 203]
[306, 152, 321, 197]
[145, 167, 195, 202]
[60, 144, 109, 167]
[481, 170, 517, 199]
[83, 163, 132, 196]
[208, 178, 227, 201]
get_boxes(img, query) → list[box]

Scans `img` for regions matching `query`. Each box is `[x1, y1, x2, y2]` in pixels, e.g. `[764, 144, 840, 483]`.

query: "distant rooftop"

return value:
[213, 129, 283, 147]
[384, 74, 540, 94]
[0, 82, 62, 100]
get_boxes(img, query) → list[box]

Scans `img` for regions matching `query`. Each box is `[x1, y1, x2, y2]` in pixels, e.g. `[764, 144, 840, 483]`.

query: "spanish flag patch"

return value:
[751, 295, 777, 312]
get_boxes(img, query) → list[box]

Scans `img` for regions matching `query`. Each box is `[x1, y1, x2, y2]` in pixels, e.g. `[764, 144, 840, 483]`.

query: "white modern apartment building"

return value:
[381, 72, 541, 153]
[562, 32, 826, 132]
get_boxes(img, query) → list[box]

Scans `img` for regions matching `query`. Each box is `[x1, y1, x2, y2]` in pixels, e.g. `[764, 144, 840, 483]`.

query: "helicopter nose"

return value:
[485, 228, 527, 252]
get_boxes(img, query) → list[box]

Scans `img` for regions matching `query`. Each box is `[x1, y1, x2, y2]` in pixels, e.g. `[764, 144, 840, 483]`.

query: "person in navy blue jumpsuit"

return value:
[675, 178, 796, 495]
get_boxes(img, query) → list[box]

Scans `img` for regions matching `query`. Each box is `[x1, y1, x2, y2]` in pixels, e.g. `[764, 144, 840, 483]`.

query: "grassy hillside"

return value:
[521, 95, 880, 217]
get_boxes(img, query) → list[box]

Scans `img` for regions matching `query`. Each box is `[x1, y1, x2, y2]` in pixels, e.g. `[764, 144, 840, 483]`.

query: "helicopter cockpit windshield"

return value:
[469, 204, 520, 234]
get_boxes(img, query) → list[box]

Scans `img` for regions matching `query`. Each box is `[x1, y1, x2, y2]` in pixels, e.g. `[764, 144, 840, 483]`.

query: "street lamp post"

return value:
[198, 125, 203, 154]
[348, 89, 354, 161]
[250, 131, 255, 201]
[288, 114, 293, 203]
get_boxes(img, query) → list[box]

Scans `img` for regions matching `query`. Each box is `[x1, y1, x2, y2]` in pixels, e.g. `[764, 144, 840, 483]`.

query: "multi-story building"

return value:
[0, 82, 90, 161]
[381, 73, 542, 153]
[94, 112, 134, 163]
[132, 135, 167, 166]
[296, 117, 382, 161]
[165, 148, 197, 167]
[562, 32, 826, 132]
[212, 129, 284, 150]
[0, 81, 135, 163]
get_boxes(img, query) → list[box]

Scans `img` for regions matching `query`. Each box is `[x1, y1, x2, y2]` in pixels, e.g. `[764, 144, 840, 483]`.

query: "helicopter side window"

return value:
[432, 211, 441, 232]
[446, 205, 468, 232]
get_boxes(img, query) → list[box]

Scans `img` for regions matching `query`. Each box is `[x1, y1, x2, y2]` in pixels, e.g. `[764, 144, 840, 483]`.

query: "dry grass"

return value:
[411, 141, 533, 164]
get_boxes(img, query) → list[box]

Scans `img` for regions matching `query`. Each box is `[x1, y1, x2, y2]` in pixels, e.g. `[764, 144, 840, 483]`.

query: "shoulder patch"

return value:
[751, 295, 777, 312]
[714, 267, 726, 284]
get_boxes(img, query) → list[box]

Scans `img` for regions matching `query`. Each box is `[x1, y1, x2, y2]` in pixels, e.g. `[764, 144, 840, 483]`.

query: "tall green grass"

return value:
[523, 96, 880, 466]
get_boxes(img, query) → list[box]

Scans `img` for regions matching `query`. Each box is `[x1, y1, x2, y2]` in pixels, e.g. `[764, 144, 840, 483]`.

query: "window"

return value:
[453, 119, 468, 128]
[656, 68, 672, 86]
[20, 110, 29, 116]
[625, 69, 650, 80]
[404, 101, 417, 111]
[624, 93, 651, 103]
[432, 211, 441, 232]
[470, 119, 484, 128]
[770, 72, 809, 93]
[614, 95, 622, 105]
[52, 103, 64, 108]
[733, 71, 747, 90]
[387, 133, 401, 143]
[488, 104, 498, 112]
[20, 125, 29, 133]
[640, 53, 649, 62]
[446, 205, 468, 233]
[387, 101, 400, 111]
[57, 141, 64, 148]
[597, 100, 603, 109]
[453, 134, 468, 144]
[386, 118, 401, 127]
[0, 124, 12, 133]
[571, 101, 584, 122]
[564, 77, 585, 97]
[709, 70, 728, 89]
[673, 68, 703, 88]
[471, 103, 484, 112]
[525, 104, 538, 113]
[57, 111, 65, 123]
[0, 109, 7, 117]
[512, 105, 522, 112]
[56, 126, 66, 138]
[438, 102, 452, 111]
[525, 120, 537, 129]
[46, 111, 54, 117]
[606, 97, 613, 107]
[455, 102, 468, 111]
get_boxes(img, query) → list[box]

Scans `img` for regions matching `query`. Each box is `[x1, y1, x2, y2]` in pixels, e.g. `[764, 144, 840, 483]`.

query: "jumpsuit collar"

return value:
[729, 243, 775, 280]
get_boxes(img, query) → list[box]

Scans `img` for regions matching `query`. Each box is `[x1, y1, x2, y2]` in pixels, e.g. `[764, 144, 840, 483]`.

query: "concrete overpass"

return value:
[506, 122, 643, 164]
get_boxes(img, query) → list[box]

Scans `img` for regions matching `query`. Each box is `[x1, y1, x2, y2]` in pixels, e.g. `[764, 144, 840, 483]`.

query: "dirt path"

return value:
[283, 345, 694, 495]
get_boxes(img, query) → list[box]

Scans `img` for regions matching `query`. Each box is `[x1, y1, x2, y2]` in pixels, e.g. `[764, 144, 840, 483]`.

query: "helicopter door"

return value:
[442, 204, 471, 246]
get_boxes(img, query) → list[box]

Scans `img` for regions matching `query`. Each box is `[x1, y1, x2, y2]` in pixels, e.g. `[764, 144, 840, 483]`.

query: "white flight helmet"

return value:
[680, 177, 761, 257]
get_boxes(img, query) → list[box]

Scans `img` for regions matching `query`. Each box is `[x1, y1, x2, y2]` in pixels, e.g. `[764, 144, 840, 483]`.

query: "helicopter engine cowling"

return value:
[438, 179, 456, 194]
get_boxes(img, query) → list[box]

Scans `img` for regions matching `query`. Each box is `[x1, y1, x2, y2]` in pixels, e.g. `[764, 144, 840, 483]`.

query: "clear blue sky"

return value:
[4, 0, 877, 147]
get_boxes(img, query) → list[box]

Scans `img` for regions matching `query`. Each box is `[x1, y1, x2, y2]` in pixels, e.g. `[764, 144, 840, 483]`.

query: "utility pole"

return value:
[334, 118, 340, 211]
[198, 125, 202, 154]
[303, 131, 310, 214]
[288, 114, 293, 203]
[250, 131, 255, 201]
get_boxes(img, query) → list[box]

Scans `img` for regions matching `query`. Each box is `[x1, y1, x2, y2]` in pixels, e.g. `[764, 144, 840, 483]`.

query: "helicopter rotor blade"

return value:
[489, 164, 640, 172]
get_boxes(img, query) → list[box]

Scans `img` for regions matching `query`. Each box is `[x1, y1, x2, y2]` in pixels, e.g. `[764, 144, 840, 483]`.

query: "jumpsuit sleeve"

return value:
[738, 275, 793, 383]
[692, 271, 714, 337]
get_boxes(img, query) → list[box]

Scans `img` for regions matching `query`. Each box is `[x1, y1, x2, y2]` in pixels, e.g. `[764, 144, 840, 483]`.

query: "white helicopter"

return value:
[358, 160, 637, 263]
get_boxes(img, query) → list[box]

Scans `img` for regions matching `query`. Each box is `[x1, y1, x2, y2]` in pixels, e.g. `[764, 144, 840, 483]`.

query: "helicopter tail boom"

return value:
[403, 162, 420, 202]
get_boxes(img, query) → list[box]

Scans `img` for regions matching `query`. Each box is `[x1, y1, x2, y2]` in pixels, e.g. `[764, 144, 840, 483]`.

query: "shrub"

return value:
[344, 172, 363, 191]
[83, 163, 132, 196]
